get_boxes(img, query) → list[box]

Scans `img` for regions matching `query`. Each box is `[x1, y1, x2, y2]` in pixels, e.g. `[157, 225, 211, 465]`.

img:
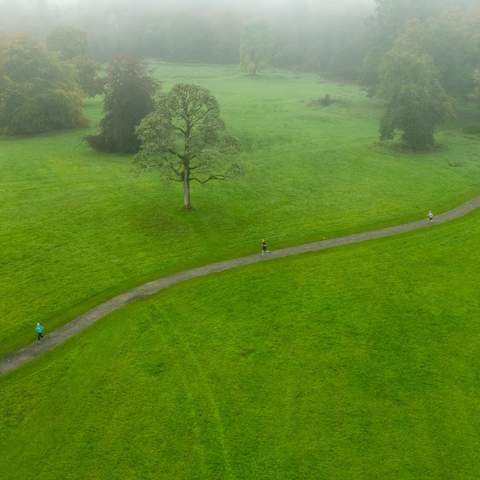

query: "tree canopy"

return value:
[136, 84, 239, 209]
[87, 56, 156, 153]
[72, 56, 105, 98]
[0, 36, 87, 136]
[46, 27, 104, 99]
[379, 41, 454, 150]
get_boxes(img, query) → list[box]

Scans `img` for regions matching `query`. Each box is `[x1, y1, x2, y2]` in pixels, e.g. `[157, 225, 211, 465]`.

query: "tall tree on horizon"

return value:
[240, 21, 271, 76]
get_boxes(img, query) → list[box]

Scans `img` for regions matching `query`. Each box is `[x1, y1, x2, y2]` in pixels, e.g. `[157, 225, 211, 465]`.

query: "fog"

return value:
[0, 0, 376, 71]
[0, 0, 376, 33]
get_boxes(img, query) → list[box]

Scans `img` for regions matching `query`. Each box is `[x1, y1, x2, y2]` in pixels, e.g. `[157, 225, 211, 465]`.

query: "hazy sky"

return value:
[39, 0, 375, 8]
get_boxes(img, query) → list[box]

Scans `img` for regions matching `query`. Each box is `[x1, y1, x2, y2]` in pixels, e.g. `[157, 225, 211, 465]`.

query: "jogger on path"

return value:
[36, 322, 44, 341]
[261, 239, 269, 256]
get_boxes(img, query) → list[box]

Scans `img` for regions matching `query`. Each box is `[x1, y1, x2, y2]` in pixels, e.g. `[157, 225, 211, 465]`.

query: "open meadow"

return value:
[2, 205, 480, 479]
[1, 63, 480, 356]
[3, 0, 480, 477]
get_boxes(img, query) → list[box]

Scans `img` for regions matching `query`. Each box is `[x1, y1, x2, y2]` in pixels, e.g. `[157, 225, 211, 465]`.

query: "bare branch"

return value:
[190, 174, 227, 184]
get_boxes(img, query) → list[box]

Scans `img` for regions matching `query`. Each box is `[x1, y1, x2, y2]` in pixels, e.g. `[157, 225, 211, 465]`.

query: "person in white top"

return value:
[428, 210, 434, 222]
[261, 239, 269, 256]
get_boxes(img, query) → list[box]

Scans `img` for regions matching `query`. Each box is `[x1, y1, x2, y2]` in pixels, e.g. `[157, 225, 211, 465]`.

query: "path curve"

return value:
[2, 196, 480, 376]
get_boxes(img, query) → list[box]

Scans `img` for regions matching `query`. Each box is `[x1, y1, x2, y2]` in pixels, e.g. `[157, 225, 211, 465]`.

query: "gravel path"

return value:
[2, 196, 480, 376]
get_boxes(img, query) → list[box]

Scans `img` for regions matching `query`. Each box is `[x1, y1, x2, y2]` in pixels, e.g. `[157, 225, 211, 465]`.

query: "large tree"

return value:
[0, 37, 87, 135]
[379, 42, 454, 150]
[136, 84, 239, 209]
[87, 56, 156, 153]
[240, 21, 271, 76]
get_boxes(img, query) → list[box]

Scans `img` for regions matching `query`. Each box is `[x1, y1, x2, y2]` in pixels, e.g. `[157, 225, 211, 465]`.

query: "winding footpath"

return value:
[2, 195, 480, 376]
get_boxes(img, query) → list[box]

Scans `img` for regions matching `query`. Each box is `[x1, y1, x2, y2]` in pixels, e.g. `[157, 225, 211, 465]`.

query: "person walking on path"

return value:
[36, 322, 44, 341]
[261, 239, 270, 257]
[428, 210, 434, 223]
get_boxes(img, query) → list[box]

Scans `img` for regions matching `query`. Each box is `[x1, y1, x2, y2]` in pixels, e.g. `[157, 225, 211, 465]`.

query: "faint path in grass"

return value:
[2, 195, 480, 376]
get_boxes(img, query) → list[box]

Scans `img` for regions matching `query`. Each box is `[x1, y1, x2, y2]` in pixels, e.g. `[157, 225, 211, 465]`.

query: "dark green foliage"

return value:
[0, 37, 87, 136]
[72, 56, 105, 98]
[379, 44, 454, 150]
[137, 83, 239, 209]
[46, 26, 89, 60]
[87, 56, 156, 154]
[309, 94, 339, 108]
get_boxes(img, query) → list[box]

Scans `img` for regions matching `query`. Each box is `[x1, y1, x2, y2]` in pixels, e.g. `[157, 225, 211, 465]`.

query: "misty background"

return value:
[0, 0, 376, 79]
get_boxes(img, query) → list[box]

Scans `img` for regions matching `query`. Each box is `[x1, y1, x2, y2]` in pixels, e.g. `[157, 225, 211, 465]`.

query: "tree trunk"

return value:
[183, 168, 191, 209]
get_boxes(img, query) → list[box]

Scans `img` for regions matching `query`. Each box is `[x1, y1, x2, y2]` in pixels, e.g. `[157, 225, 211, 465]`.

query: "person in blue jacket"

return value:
[36, 322, 44, 341]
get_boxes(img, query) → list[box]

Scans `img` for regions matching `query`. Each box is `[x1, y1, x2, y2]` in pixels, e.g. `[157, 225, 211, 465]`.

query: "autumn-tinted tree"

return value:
[47, 26, 88, 60]
[379, 43, 454, 150]
[136, 84, 240, 209]
[0, 37, 87, 135]
[87, 56, 156, 153]
[240, 21, 271, 76]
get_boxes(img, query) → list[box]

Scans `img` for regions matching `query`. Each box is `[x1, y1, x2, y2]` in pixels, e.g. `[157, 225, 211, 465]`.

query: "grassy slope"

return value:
[1, 210, 480, 479]
[2, 64, 480, 355]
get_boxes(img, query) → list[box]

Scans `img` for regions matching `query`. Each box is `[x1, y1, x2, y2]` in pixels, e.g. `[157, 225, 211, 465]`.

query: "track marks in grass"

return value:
[153, 303, 236, 480]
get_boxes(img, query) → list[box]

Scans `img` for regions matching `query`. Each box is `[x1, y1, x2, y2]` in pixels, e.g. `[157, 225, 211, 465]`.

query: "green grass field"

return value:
[2, 209, 480, 479]
[2, 63, 480, 356]
[2, 63, 480, 479]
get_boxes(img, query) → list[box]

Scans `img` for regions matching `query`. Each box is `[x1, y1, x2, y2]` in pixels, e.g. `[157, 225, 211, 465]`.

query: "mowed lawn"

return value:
[2, 63, 480, 355]
[1, 210, 480, 479]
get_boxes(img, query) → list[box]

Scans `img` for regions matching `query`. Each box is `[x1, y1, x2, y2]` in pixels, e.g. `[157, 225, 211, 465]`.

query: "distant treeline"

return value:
[1, 0, 371, 80]
[2, 0, 479, 84]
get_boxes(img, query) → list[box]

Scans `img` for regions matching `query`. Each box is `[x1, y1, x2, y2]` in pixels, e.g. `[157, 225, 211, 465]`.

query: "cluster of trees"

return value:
[2, 0, 480, 152]
[334, 0, 480, 150]
[0, 34, 86, 135]
[0, 27, 103, 135]
[87, 57, 239, 208]
[234, 0, 480, 149]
